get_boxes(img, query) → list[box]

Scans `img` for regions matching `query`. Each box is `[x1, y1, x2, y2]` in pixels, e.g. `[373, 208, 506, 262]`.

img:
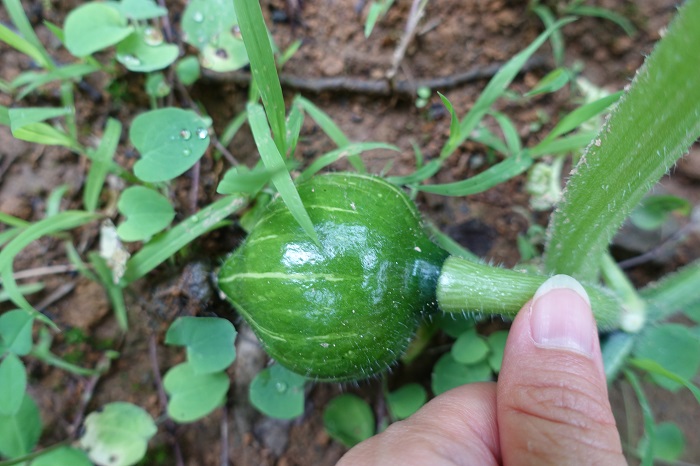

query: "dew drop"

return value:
[120, 54, 141, 67]
[183, 148, 192, 157]
[231, 25, 242, 39]
[192, 11, 204, 22]
[275, 382, 288, 393]
[180, 129, 192, 140]
[143, 26, 164, 46]
[196, 127, 208, 139]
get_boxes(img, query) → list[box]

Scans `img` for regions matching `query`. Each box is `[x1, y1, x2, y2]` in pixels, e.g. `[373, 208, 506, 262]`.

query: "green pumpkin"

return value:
[218, 172, 448, 381]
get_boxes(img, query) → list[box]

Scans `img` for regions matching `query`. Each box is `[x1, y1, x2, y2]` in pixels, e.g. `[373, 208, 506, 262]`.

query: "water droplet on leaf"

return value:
[143, 27, 164, 46]
[183, 148, 192, 157]
[196, 127, 208, 139]
[192, 11, 204, 22]
[275, 382, 288, 393]
[180, 129, 192, 140]
[120, 54, 141, 67]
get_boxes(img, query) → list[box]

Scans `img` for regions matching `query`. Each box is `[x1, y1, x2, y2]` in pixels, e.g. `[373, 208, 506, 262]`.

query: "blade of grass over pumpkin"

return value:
[2, 0, 53, 69]
[623, 369, 656, 466]
[294, 96, 365, 172]
[247, 103, 320, 245]
[529, 131, 596, 158]
[233, 0, 286, 155]
[629, 359, 700, 404]
[84, 118, 121, 212]
[545, 0, 700, 280]
[567, 5, 635, 36]
[0, 211, 100, 328]
[122, 195, 247, 285]
[418, 151, 533, 196]
[470, 126, 510, 155]
[298, 142, 399, 183]
[531, 5, 565, 66]
[491, 111, 522, 155]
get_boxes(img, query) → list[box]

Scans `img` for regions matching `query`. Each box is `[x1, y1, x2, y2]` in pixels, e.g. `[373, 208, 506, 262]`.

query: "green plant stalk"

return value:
[640, 259, 700, 322]
[545, 0, 700, 281]
[436, 256, 622, 330]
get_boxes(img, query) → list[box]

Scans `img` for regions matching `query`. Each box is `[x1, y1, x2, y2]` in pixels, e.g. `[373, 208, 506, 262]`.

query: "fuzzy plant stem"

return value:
[436, 256, 623, 331]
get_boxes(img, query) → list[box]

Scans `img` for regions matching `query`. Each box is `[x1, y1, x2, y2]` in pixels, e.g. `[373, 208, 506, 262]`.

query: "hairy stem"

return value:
[436, 256, 623, 331]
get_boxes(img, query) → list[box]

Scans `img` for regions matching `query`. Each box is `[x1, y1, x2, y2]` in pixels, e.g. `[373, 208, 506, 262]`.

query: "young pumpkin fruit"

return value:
[218, 172, 448, 381]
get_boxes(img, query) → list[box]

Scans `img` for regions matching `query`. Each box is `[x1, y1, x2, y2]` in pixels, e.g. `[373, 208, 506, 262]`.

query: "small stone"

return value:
[320, 55, 344, 76]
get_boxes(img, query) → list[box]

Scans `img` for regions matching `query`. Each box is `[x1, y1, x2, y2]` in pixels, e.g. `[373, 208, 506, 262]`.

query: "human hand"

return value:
[338, 275, 626, 466]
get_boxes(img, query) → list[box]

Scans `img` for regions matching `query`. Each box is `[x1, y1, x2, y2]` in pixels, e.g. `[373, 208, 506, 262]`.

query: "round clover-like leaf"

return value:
[175, 56, 201, 86]
[163, 362, 229, 423]
[387, 383, 427, 420]
[323, 394, 375, 447]
[129, 108, 211, 182]
[633, 323, 700, 391]
[116, 186, 175, 242]
[451, 328, 490, 365]
[116, 29, 179, 73]
[79, 402, 156, 466]
[32, 446, 92, 466]
[64, 3, 133, 57]
[0, 393, 41, 458]
[0, 310, 33, 356]
[0, 354, 26, 416]
[249, 364, 306, 420]
[200, 31, 249, 72]
[487, 330, 509, 373]
[165, 317, 237, 374]
[115, 0, 167, 20]
[182, 0, 237, 50]
[431, 353, 493, 396]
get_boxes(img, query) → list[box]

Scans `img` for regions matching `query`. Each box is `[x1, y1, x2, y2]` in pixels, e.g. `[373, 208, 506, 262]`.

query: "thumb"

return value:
[497, 274, 626, 466]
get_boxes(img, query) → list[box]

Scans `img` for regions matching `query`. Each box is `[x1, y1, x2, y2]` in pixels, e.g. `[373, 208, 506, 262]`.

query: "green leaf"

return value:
[532, 5, 565, 66]
[122, 195, 246, 285]
[8, 106, 72, 131]
[418, 152, 533, 196]
[31, 446, 93, 466]
[0, 354, 26, 416]
[0, 393, 41, 458]
[387, 383, 427, 420]
[11, 122, 79, 150]
[85, 118, 121, 212]
[486, 330, 508, 373]
[249, 364, 306, 420]
[0, 310, 33, 356]
[79, 402, 157, 466]
[451, 329, 490, 365]
[630, 194, 691, 231]
[116, 186, 175, 242]
[491, 111, 522, 155]
[0, 211, 99, 328]
[638, 422, 685, 462]
[544, 92, 622, 144]
[364, 0, 394, 37]
[116, 29, 179, 72]
[525, 67, 569, 96]
[545, 0, 700, 280]
[297, 142, 398, 183]
[567, 5, 635, 36]
[234, 0, 286, 154]
[144, 72, 170, 98]
[2, 0, 53, 68]
[129, 108, 211, 182]
[115, 0, 167, 20]
[247, 103, 319, 245]
[175, 56, 201, 86]
[165, 317, 237, 374]
[14, 63, 100, 101]
[323, 394, 375, 447]
[89, 253, 128, 330]
[629, 358, 700, 404]
[0, 23, 51, 69]
[182, 0, 237, 50]
[431, 353, 492, 395]
[633, 324, 700, 391]
[216, 165, 276, 195]
[64, 3, 133, 57]
[164, 362, 230, 422]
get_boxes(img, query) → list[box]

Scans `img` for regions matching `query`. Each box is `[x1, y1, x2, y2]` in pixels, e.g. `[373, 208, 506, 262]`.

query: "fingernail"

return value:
[530, 274, 595, 357]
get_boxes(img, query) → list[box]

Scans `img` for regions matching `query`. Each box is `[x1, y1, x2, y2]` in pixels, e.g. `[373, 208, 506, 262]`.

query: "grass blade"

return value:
[540, 92, 622, 143]
[545, 0, 700, 280]
[122, 195, 247, 285]
[2, 0, 53, 69]
[234, 0, 286, 155]
[84, 118, 121, 212]
[0, 211, 100, 328]
[298, 142, 398, 183]
[247, 102, 319, 245]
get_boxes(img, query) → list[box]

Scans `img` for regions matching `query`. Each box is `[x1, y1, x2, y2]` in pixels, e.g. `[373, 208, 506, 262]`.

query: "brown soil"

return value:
[1, 0, 699, 465]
